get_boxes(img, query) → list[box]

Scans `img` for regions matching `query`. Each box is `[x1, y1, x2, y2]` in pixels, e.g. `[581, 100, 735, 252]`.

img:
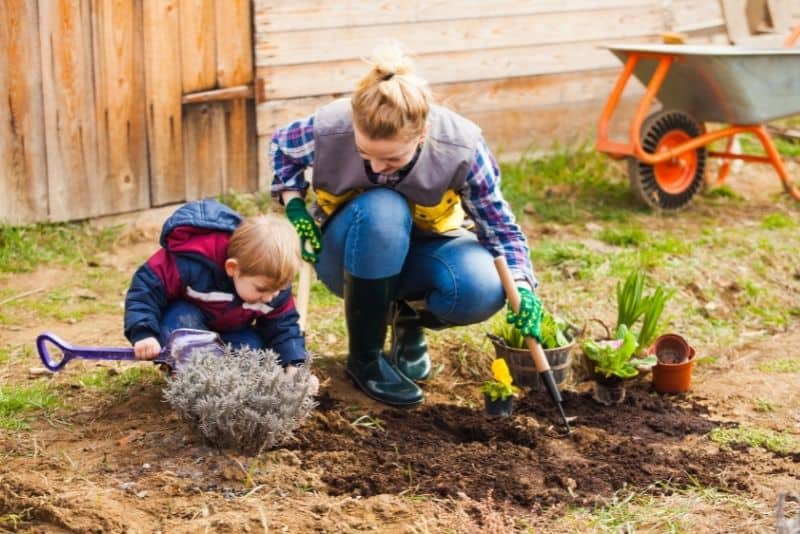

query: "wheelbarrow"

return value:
[36, 328, 224, 373]
[596, 26, 800, 209]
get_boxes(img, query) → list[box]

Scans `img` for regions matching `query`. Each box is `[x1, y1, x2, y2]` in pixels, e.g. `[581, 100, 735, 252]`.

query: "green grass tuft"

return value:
[760, 212, 796, 230]
[500, 144, 635, 223]
[76, 366, 164, 397]
[757, 357, 800, 374]
[0, 382, 60, 430]
[217, 190, 273, 217]
[0, 223, 122, 273]
[710, 425, 797, 454]
[599, 226, 648, 247]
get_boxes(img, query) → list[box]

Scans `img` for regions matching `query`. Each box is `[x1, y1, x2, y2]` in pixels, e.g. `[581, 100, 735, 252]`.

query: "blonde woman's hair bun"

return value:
[353, 40, 431, 140]
[367, 40, 414, 80]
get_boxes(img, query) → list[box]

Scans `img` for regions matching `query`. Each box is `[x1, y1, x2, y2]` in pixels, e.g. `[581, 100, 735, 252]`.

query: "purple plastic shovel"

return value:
[36, 328, 225, 372]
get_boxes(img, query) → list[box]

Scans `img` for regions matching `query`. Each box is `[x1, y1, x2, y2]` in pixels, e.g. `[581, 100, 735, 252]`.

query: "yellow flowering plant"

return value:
[480, 358, 519, 401]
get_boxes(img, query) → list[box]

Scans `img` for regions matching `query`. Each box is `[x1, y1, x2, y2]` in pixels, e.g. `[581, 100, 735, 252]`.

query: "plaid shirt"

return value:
[270, 115, 537, 288]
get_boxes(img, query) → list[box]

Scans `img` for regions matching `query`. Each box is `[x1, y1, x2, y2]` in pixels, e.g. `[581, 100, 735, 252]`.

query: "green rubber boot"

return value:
[389, 301, 449, 382]
[344, 273, 423, 406]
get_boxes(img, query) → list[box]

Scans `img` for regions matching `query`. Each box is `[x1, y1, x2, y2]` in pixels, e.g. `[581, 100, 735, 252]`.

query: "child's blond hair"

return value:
[351, 41, 431, 141]
[227, 213, 302, 288]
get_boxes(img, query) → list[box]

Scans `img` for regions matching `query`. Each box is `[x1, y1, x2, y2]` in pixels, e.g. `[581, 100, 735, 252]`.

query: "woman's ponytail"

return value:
[351, 42, 431, 140]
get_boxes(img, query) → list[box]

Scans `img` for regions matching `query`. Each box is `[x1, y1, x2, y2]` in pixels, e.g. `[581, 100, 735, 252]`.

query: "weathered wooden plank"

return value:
[182, 84, 253, 104]
[180, 0, 216, 93]
[257, 36, 658, 100]
[667, 0, 726, 33]
[92, 0, 149, 215]
[183, 103, 225, 200]
[467, 97, 641, 156]
[144, 0, 184, 205]
[254, 0, 654, 33]
[256, 7, 664, 67]
[246, 99, 258, 193]
[222, 98, 254, 193]
[255, 69, 637, 137]
[215, 0, 253, 87]
[39, 0, 100, 221]
[0, 0, 48, 224]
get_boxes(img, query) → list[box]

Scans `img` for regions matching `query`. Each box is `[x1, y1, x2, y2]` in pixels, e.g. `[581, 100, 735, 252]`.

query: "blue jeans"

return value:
[315, 189, 505, 325]
[159, 300, 266, 350]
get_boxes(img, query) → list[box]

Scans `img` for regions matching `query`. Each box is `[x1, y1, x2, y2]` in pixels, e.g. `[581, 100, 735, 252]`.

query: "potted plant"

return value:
[614, 270, 676, 358]
[480, 358, 519, 417]
[487, 310, 575, 391]
[650, 333, 696, 394]
[582, 324, 656, 405]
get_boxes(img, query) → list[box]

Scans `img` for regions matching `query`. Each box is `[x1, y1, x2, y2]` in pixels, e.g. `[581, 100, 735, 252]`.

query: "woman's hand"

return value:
[285, 198, 322, 263]
[506, 286, 544, 343]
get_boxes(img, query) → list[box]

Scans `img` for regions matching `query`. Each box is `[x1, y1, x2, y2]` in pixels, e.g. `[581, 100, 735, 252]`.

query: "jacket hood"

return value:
[159, 200, 242, 260]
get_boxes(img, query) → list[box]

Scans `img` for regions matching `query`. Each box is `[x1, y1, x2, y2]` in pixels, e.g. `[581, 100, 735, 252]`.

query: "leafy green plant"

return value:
[582, 325, 654, 379]
[615, 270, 674, 353]
[480, 359, 519, 401]
[637, 285, 675, 349]
[616, 271, 645, 330]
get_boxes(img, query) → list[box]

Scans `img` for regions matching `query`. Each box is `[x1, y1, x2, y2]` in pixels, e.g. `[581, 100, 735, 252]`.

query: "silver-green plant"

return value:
[163, 345, 317, 454]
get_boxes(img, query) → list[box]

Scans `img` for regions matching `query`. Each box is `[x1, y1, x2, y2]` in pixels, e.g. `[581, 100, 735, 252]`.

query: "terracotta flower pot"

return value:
[650, 333, 696, 394]
[483, 393, 513, 417]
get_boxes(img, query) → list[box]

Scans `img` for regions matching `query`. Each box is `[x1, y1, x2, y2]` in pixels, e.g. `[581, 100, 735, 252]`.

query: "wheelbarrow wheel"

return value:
[629, 110, 706, 210]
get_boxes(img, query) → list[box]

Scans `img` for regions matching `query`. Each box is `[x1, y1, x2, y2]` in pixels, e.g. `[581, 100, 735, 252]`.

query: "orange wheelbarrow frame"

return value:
[595, 26, 800, 204]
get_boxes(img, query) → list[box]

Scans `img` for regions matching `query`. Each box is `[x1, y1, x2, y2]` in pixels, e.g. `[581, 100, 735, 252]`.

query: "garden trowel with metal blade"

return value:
[36, 328, 224, 373]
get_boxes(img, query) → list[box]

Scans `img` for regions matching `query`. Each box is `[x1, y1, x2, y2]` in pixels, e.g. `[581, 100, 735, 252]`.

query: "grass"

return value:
[738, 133, 800, 158]
[217, 190, 273, 217]
[75, 366, 164, 397]
[571, 480, 763, 533]
[710, 425, 798, 454]
[0, 222, 123, 273]
[752, 398, 774, 413]
[500, 143, 635, 223]
[757, 357, 800, 373]
[0, 382, 60, 430]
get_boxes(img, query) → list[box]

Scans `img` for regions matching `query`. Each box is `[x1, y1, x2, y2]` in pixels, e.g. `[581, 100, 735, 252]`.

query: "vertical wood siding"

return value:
[0, 0, 255, 223]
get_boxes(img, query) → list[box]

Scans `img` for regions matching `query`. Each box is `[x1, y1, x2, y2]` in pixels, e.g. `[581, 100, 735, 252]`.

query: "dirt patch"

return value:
[292, 381, 748, 511]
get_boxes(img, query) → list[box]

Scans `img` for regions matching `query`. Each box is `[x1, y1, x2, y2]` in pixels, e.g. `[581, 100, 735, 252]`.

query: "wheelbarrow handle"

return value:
[36, 332, 166, 372]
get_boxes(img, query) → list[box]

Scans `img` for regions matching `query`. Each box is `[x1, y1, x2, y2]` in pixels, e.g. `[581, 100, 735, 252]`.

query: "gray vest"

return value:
[312, 99, 481, 207]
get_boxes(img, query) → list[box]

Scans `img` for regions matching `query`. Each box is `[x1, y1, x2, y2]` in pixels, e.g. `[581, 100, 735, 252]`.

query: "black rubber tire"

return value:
[628, 110, 707, 210]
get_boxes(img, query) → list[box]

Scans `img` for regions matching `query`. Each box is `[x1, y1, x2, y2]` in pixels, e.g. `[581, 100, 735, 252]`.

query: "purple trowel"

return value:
[36, 328, 225, 373]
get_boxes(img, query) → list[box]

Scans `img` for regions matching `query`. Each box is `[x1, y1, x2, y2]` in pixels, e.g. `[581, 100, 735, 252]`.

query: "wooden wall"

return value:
[3, 1, 799, 223]
[1, 0, 257, 224]
[253, 0, 738, 186]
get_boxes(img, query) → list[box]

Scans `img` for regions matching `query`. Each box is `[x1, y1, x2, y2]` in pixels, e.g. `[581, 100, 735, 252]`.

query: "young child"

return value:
[124, 199, 307, 369]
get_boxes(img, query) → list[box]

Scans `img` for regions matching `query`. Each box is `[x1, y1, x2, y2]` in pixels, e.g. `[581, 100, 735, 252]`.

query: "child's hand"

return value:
[134, 337, 162, 360]
[286, 365, 320, 396]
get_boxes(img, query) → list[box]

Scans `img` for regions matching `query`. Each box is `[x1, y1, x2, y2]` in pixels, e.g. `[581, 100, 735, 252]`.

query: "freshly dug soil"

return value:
[294, 381, 746, 509]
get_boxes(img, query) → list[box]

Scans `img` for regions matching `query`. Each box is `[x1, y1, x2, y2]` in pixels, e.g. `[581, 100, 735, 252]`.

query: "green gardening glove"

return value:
[506, 286, 544, 343]
[285, 197, 322, 263]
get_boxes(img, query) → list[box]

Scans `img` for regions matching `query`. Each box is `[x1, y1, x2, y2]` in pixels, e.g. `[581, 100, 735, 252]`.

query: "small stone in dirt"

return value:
[120, 481, 135, 491]
[142, 463, 150, 469]
[135, 490, 148, 498]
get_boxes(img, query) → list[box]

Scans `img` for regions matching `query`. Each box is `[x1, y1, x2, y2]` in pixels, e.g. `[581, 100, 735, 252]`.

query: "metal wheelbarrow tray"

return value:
[596, 31, 800, 210]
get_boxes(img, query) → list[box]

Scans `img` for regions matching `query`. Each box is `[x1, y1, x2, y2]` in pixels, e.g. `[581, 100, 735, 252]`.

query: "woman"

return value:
[271, 43, 543, 406]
